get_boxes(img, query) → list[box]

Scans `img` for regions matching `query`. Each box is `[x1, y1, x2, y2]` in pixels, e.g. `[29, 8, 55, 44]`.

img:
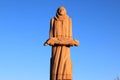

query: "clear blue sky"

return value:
[0, 0, 120, 80]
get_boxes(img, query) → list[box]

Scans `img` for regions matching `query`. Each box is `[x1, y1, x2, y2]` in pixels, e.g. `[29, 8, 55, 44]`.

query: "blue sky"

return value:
[0, 0, 120, 80]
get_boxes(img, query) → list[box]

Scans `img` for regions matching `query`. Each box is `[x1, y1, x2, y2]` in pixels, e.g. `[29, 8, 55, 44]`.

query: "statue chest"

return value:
[53, 19, 69, 37]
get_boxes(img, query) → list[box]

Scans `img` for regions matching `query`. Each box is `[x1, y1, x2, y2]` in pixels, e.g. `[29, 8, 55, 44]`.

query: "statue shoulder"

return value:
[51, 17, 57, 22]
[50, 18, 55, 24]
[67, 15, 72, 22]
[68, 17, 72, 23]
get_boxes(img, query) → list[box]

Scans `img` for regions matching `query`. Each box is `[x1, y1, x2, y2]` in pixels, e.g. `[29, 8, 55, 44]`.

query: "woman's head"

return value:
[57, 6, 66, 15]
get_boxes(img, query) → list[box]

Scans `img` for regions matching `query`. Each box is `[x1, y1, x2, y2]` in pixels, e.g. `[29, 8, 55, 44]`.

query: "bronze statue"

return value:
[44, 6, 79, 80]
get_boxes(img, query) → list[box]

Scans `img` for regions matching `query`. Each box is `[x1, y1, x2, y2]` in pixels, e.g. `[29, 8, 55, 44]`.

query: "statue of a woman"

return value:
[44, 6, 79, 80]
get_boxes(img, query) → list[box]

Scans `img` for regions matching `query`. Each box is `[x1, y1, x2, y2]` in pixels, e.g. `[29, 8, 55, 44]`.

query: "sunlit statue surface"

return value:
[44, 6, 79, 80]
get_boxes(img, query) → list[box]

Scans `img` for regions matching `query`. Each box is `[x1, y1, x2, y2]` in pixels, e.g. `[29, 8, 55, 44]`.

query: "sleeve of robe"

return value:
[69, 18, 72, 39]
[49, 18, 54, 38]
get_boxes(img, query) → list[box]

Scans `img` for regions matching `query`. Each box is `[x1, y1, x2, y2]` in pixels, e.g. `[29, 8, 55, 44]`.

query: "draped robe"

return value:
[50, 15, 73, 80]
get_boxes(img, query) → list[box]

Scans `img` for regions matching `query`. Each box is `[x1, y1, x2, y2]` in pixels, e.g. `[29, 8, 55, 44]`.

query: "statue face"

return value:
[58, 7, 66, 15]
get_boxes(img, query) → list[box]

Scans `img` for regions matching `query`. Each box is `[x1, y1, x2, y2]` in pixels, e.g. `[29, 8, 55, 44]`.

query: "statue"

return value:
[44, 6, 79, 80]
